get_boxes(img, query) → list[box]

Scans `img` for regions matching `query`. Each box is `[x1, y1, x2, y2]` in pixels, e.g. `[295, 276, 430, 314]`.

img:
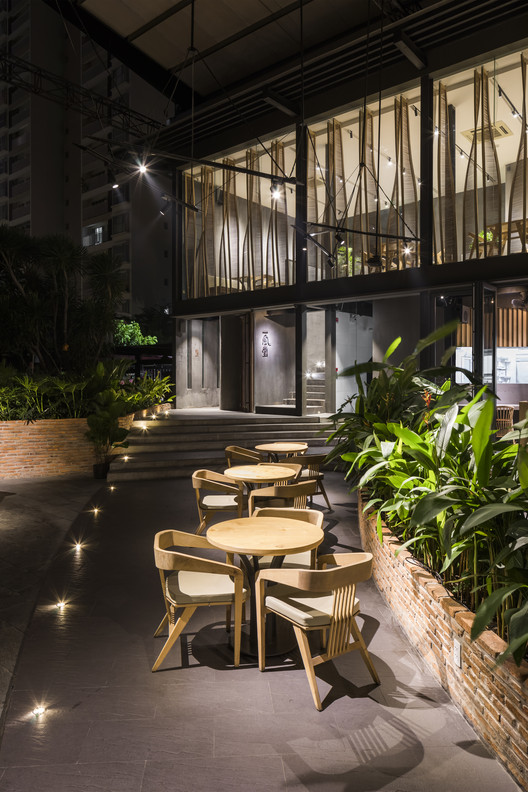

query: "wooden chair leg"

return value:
[317, 479, 332, 510]
[256, 601, 266, 672]
[350, 618, 380, 684]
[233, 596, 243, 667]
[152, 605, 196, 672]
[293, 624, 322, 711]
[153, 611, 169, 637]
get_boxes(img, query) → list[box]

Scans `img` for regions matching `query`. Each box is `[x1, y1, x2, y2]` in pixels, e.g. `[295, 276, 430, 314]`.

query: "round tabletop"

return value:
[255, 441, 308, 454]
[223, 464, 296, 484]
[207, 516, 324, 557]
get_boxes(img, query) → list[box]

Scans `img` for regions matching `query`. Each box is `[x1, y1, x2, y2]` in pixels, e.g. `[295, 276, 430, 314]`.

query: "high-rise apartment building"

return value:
[0, 0, 173, 318]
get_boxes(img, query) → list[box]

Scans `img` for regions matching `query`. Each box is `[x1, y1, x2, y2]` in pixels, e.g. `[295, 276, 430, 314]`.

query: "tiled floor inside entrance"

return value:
[0, 473, 521, 791]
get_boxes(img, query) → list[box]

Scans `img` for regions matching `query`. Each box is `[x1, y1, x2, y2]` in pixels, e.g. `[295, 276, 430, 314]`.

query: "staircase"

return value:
[283, 373, 326, 414]
[108, 410, 335, 482]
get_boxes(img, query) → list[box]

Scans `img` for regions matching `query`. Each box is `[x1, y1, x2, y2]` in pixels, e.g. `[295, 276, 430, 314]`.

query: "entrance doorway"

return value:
[220, 313, 252, 411]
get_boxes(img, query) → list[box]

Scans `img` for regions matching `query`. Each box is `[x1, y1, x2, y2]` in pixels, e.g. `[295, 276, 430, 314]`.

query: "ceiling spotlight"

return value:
[270, 179, 281, 199]
[403, 246, 411, 255]
[32, 706, 45, 716]
[138, 164, 147, 174]
[160, 199, 169, 216]
[327, 256, 336, 268]
[434, 126, 439, 136]
[336, 232, 345, 246]
[367, 253, 383, 267]
[109, 171, 119, 189]
[387, 157, 392, 166]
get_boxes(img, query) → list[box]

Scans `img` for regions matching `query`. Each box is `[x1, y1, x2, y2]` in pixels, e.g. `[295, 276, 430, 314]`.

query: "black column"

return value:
[295, 123, 308, 289]
[295, 304, 306, 416]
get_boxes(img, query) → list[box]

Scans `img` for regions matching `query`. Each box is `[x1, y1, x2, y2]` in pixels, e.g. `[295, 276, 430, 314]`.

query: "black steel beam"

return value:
[171, 253, 528, 318]
[41, 0, 195, 107]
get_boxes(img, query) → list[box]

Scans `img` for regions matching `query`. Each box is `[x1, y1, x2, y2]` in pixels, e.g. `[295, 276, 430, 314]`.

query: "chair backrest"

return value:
[287, 454, 326, 474]
[255, 507, 323, 529]
[225, 445, 263, 466]
[192, 468, 242, 494]
[154, 528, 216, 571]
[496, 405, 514, 437]
[257, 461, 302, 482]
[252, 480, 316, 511]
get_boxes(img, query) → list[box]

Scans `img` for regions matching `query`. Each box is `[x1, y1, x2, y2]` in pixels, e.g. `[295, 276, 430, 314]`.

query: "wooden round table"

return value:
[223, 464, 296, 485]
[208, 516, 324, 656]
[255, 441, 308, 461]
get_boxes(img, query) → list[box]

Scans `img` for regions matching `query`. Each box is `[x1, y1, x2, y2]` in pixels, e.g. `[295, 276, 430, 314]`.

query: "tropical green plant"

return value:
[85, 387, 129, 465]
[0, 226, 128, 373]
[114, 319, 157, 347]
[328, 322, 528, 665]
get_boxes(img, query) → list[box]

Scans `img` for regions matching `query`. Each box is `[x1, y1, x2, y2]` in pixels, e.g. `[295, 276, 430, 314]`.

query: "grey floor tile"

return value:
[77, 716, 214, 763]
[0, 761, 145, 792]
[141, 755, 286, 791]
[0, 719, 90, 766]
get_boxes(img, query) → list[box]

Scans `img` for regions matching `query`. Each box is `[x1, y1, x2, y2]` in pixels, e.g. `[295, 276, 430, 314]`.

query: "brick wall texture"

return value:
[0, 404, 169, 479]
[358, 492, 528, 791]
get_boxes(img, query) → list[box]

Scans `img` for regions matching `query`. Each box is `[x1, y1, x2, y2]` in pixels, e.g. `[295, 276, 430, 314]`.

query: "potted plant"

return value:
[85, 387, 130, 478]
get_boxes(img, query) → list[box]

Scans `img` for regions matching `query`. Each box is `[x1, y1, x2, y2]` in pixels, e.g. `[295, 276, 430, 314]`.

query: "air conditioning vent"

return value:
[461, 121, 513, 144]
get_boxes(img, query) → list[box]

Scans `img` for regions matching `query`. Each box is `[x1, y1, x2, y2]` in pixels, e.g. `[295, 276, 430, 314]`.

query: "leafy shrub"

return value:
[328, 323, 528, 665]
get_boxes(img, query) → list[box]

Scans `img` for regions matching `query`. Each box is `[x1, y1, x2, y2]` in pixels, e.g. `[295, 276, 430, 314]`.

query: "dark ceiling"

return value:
[45, 0, 528, 159]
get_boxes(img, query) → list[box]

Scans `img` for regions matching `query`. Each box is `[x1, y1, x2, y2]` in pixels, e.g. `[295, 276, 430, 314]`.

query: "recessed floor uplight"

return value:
[139, 164, 147, 174]
[92, 507, 100, 516]
[123, 456, 130, 462]
[32, 706, 45, 716]
[56, 601, 65, 609]
[75, 542, 82, 551]
[109, 485, 116, 491]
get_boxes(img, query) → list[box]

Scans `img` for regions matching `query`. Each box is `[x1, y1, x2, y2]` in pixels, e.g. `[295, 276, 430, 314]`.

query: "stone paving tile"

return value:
[0, 761, 145, 792]
[0, 471, 522, 792]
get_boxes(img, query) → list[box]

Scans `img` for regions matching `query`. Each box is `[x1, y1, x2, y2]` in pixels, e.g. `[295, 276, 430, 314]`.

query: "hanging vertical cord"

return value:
[373, 0, 384, 264]
[189, 0, 196, 188]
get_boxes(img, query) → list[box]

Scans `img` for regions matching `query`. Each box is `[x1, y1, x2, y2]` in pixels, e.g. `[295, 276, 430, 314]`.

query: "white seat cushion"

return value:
[300, 470, 323, 480]
[166, 570, 246, 604]
[201, 494, 238, 509]
[265, 584, 360, 628]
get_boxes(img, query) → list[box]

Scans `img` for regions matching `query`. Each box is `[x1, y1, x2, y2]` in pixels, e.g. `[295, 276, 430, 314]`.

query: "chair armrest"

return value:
[317, 552, 371, 569]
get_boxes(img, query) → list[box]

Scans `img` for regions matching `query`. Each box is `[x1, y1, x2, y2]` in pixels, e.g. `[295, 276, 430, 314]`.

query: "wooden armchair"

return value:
[248, 479, 316, 515]
[225, 445, 264, 467]
[255, 507, 324, 569]
[192, 469, 244, 534]
[287, 454, 332, 510]
[152, 529, 248, 671]
[496, 405, 514, 438]
[256, 552, 379, 710]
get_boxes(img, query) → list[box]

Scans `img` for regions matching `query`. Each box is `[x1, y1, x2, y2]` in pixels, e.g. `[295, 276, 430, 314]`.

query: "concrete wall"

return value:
[174, 318, 220, 408]
[372, 295, 421, 364]
[336, 311, 373, 410]
[254, 309, 295, 407]
[306, 311, 326, 372]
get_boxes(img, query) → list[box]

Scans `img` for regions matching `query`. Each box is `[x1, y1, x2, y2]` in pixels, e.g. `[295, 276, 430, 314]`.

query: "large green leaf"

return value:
[383, 337, 401, 363]
[461, 503, 522, 533]
[339, 361, 388, 378]
[471, 398, 494, 486]
[517, 445, 528, 491]
[471, 583, 522, 640]
[413, 319, 460, 355]
[435, 404, 458, 459]
[410, 493, 459, 527]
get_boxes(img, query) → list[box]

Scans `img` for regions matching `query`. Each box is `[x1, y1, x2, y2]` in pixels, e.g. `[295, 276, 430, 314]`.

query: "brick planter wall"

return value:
[357, 492, 528, 791]
[0, 403, 170, 479]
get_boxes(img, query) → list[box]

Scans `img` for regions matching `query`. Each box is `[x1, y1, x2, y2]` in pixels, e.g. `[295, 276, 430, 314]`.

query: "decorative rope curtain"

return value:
[323, 119, 347, 278]
[306, 129, 322, 281]
[196, 166, 215, 296]
[386, 96, 419, 269]
[219, 158, 240, 293]
[351, 109, 379, 274]
[462, 68, 502, 260]
[242, 148, 263, 290]
[266, 141, 289, 287]
[507, 53, 528, 255]
[436, 84, 458, 264]
[183, 173, 197, 298]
